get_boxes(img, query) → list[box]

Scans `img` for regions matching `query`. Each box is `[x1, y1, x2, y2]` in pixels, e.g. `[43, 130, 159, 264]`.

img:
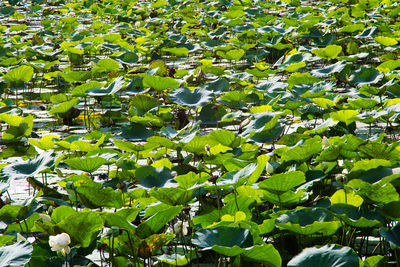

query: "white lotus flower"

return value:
[49, 233, 71, 256]
[173, 221, 189, 236]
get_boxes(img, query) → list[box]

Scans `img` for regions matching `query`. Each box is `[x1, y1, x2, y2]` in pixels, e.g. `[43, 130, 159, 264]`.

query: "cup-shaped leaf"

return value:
[143, 74, 179, 91]
[259, 171, 305, 194]
[57, 212, 104, 247]
[86, 76, 125, 96]
[136, 205, 182, 239]
[349, 67, 383, 86]
[64, 156, 108, 173]
[276, 207, 341, 236]
[192, 227, 253, 250]
[1, 151, 55, 181]
[75, 181, 123, 209]
[312, 45, 342, 60]
[288, 244, 359, 267]
[4, 65, 34, 83]
[169, 87, 214, 109]
[135, 166, 173, 188]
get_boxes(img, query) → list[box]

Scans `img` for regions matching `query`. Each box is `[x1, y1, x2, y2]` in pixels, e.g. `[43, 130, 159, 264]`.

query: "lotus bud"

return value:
[173, 221, 189, 236]
[49, 233, 71, 256]
[205, 144, 211, 155]
[335, 174, 348, 185]
[265, 162, 274, 175]
[39, 213, 52, 222]
[322, 136, 330, 149]
[17, 233, 27, 242]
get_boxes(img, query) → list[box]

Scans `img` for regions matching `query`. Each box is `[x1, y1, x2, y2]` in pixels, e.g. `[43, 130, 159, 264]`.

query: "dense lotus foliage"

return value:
[1, 0, 400, 266]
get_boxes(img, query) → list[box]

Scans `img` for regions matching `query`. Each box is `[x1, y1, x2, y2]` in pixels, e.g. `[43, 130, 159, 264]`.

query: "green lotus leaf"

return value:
[129, 94, 158, 116]
[203, 78, 230, 93]
[192, 227, 253, 250]
[380, 222, 400, 248]
[0, 114, 33, 142]
[330, 189, 363, 207]
[310, 61, 347, 78]
[0, 205, 29, 221]
[0, 241, 33, 267]
[339, 23, 365, 33]
[276, 207, 341, 236]
[95, 58, 120, 72]
[49, 98, 80, 116]
[349, 67, 383, 86]
[137, 205, 182, 239]
[0, 6, 15, 17]
[143, 74, 179, 91]
[51, 206, 76, 224]
[156, 252, 194, 266]
[113, 139, 156, 153]
[381, 201, 400, 220]
[376, 59, 400, 73]
[312, 45, 342, 60]
[259, 171, 305, 194]
[60, 71, 90, 83]
[331, 204, 382, 228]
[363, 255, 385, 267]
[288, 244, 360, 267]
[375, 36, 398, 46]
[348, 179, 399, 204]
[350, 158, 391, 173]
[279, 53, 312, 70]
[217, 163, 257, 189]
[281, 137, 323, 162]
[86, 76, 125, 96]
[64, 156, 108, 173]
[162, 47, 189, 57]
[119, 123, 154, 141]
[241, 112, 278, 136]
[197, 104, 227, 125]
[4, 65, 34, 83]
[57, 211, 104, 247]
[75, 180, 123, 209]
[356, 26, 378, 38]
[125, 77, 145, 95]
[287, 72, 320, 86]
[329, 110, 359, 126]
[71, 81, 105, 97]
[169, 87, 214, 109]
[150, 187, 194, 206]
[349, 98, 378, 109]
[135, 166, 173, 188]
[1, 151, 55, 181]
[241, 244, 281, 267]
[208, 129, 237, 147]
[182, 135, 218, 154]
[223, 49, 245, 61]
[116, 51, 139, 65]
